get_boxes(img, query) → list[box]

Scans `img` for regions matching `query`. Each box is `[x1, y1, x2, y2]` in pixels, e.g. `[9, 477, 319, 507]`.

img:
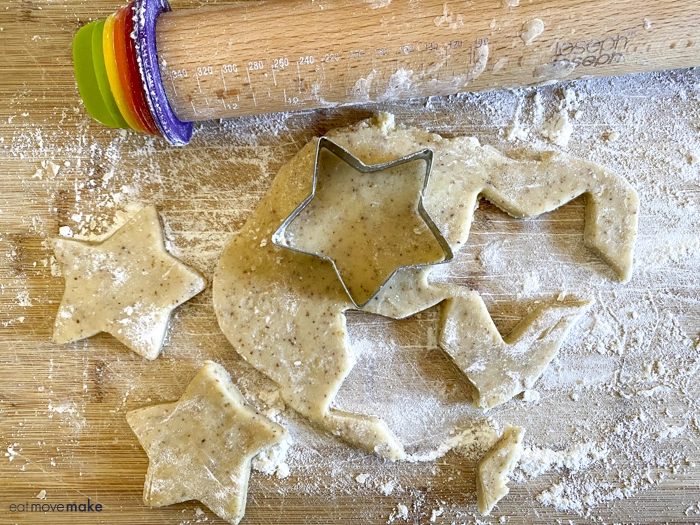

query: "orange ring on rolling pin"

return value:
[113, 5, 157, 134]
[103, 14, 143, 132]
[122, 2, 161, 135]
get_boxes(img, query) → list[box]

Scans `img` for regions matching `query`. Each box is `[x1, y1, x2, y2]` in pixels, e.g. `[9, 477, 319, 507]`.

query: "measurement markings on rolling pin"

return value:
[219, 62, 240, 111]
[194, 65, 214, 94]
[320, 51, 341, 84]
[169, 67, 189, 98]
[297, 57, 314, 94]
[163, 33, 487, 117]
[220, 62, 238, 93]
[271, 57, 291, 89]
[245, 60, 264, 107]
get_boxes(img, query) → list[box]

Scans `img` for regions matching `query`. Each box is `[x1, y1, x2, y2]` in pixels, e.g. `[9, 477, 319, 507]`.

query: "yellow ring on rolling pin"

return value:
[103, 13, 144, 132]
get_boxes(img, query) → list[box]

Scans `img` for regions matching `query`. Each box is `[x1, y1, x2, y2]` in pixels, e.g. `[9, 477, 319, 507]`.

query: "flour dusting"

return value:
[1, 61, 699, 524]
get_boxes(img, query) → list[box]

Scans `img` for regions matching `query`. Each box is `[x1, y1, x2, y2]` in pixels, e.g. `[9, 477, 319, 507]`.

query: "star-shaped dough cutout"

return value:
[52, 205, 206, 359]
[126, 361, 288, 525]
[273, 138, 452, 308]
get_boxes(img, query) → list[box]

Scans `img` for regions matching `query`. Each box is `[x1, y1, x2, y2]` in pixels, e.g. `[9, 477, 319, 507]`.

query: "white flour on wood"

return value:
[1, 67, 699, 523]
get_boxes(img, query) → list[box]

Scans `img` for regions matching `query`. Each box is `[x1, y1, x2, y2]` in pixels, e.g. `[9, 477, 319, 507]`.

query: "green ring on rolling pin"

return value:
[72, 20, 126, 128]
[91, 19, 129, 128]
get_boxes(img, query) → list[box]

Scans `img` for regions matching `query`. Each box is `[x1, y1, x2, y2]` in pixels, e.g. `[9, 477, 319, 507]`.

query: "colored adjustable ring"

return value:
[134, 0, 193, 145]
[72, 21, 123, 128]
[72, 0, 193, 144]
[122, 3, 161, 135]
[103, 13, 143, 132]
[91, 19, 129, 128]
[113, 5, 154, 134]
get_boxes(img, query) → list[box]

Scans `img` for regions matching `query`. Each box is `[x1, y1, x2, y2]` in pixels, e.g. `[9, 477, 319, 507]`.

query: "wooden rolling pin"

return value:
[74, 0, 700, 144]
[157, 0, 700, 120]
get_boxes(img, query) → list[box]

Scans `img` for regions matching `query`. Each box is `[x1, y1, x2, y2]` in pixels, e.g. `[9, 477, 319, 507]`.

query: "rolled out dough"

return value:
[213, 113, 638, 460]
[282, 144, 446, 306]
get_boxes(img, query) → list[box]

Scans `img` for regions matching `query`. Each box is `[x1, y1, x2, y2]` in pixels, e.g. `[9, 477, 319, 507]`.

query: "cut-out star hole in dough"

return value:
[274, 137, 451, 308]
[52, 205, 206, 359]
[126, 361, 288, 525]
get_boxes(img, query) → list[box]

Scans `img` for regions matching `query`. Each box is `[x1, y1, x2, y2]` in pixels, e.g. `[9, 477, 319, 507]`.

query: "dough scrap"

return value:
[213, 113, 638, 459]
[53, 205, 206, 359]
[441, 295, 592, 410]
[126, 361, 288, 525]
[476, 425, 525, 515]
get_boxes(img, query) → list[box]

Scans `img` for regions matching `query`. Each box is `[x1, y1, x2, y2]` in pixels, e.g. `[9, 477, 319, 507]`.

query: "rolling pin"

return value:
[73, 0, 700, 145]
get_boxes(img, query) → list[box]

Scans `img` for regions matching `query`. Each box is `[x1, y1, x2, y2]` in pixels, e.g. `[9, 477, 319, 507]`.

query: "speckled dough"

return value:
[53, 205, 206, 359]
[126, 361, 288, 525]
[283, 147, 446, 306]
[213, 114, 638, 460]
[477, 425, 525, 515]
[441, 294, 592, 410]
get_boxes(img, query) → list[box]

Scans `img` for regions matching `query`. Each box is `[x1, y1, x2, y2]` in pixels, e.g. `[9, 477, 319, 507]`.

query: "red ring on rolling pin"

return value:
[113, 5, 158, 135]
[122, 3, 161, 135]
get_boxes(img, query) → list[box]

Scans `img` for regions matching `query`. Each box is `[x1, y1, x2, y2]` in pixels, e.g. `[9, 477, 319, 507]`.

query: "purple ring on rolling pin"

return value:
[133, 0, 193, 146]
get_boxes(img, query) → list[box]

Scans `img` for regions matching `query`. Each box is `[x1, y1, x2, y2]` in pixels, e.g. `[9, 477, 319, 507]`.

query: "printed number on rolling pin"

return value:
[273, 58, 290, 69]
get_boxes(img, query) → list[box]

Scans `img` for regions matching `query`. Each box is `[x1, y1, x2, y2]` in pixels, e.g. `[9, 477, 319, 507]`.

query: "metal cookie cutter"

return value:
[271, 137, 454, 309]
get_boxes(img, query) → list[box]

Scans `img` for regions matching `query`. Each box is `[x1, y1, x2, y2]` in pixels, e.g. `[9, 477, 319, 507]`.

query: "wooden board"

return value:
[1, 1, 700, 524]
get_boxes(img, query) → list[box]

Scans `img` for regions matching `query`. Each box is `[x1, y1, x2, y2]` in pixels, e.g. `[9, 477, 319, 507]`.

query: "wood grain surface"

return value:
[1, 0, 700, 524]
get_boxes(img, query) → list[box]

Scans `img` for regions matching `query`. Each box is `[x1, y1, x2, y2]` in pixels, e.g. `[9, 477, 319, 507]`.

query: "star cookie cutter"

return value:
[272, 137, 454, 309]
